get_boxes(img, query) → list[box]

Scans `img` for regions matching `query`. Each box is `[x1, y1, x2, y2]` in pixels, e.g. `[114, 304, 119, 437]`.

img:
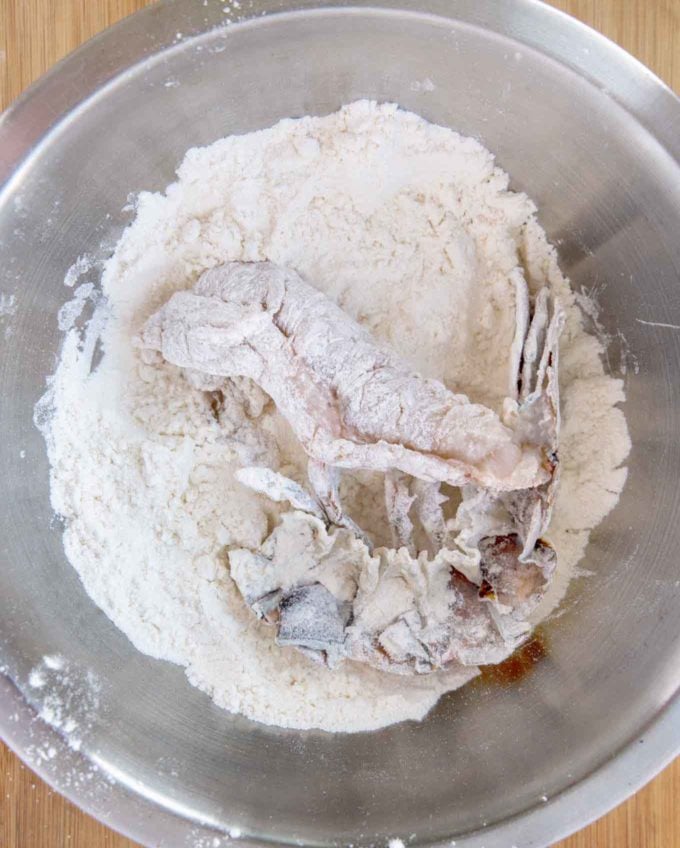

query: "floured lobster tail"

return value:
[455, 285, 563, 568]
[503, 284, 564, 561]
[140, 261, 564, 676]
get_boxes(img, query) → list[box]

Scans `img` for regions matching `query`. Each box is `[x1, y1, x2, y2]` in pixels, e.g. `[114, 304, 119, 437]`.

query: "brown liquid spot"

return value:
[209, 390, 224, 421]
[479, 628, 548, 686]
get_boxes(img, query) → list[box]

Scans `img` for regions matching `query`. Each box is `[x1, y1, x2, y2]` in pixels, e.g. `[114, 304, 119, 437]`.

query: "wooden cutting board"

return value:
[1, 1, 679, 845]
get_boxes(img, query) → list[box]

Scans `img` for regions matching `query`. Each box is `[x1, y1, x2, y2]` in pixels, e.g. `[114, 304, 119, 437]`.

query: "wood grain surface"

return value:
[1, 0, 679, 846]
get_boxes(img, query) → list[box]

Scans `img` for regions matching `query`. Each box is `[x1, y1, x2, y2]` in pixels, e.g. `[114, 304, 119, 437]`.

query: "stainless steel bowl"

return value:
[2, 1, 680, 846]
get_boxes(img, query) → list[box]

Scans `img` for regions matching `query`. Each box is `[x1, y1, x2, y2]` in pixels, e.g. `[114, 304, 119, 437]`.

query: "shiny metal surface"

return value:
[1, 1, 680, 846]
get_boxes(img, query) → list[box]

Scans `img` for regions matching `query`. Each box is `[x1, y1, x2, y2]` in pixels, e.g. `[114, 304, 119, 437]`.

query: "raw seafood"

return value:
[140, 261, 563, 673]
[141, 263, 557, 487]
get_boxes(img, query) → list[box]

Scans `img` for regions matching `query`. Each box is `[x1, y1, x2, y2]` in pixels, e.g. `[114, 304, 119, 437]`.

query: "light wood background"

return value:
[1, 0, 679, 845]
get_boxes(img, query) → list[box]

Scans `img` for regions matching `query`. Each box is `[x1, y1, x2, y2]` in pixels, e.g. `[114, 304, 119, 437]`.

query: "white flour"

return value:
[39, 101, 630, 732]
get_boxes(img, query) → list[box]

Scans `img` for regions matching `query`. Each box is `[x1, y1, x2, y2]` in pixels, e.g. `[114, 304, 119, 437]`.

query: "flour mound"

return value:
[41, 101, 630, 732]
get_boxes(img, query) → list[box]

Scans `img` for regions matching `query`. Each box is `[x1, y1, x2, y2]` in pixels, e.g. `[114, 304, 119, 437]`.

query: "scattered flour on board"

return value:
[38, 101, 630, 732]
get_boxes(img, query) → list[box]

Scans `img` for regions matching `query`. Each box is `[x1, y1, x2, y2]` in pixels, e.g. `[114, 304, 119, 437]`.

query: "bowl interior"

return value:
[2, 3, 680, 846]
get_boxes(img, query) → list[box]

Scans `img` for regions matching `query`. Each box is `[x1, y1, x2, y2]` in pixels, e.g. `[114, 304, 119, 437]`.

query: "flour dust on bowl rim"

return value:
[1, 0, 680, 846]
